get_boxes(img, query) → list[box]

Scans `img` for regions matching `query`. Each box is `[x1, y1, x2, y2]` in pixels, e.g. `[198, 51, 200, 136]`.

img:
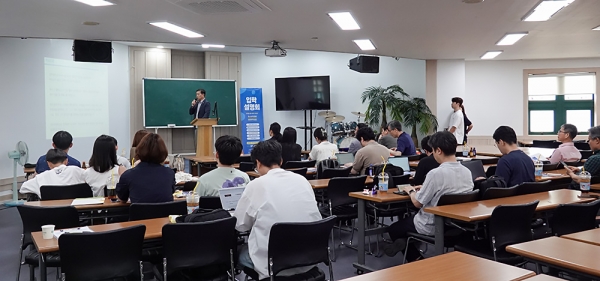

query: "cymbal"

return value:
[351, 111, 366, 117]
[325, 115, 345, 122]
[318, 110, 336, 117]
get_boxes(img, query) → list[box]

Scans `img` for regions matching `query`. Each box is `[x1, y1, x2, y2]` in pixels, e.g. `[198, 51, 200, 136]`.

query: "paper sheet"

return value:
[71, 197, 105, 206]
[53, 226, 93, 238]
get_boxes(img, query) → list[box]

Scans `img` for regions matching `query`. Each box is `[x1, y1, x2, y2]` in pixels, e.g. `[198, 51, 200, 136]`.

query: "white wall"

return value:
[241, 50, 426, 148]
[436, 60, 465, 130]
[0, 38, 130, 179]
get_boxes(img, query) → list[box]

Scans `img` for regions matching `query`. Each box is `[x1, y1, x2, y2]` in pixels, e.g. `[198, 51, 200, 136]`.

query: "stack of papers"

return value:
[54, 226, 93, 238]
[307, 167, 317, 173]
[71, 197, 105, 206]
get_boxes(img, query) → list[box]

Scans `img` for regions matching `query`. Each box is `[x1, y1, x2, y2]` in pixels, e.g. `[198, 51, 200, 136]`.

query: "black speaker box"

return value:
[349, 56, 379, 73]
[73, 40, 112, 63]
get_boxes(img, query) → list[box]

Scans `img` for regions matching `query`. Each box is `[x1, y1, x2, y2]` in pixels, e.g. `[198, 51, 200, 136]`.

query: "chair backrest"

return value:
[574, 142, 591, 151]
[316, 159, 341, 179]
[129, 201, 187, 221]
[59, 225, 146, 281]
[163, 217, 237, 274]
[515, 180, 553, 195]
[268, 216, 337, 277]
[482, 185, 518, 200]
[238, 155, 252, 163]
[461, 160, 486, 180]
[532, 140, 559, 148]
[40, 183, 93, 200]
[284, 160, 316, 169]
[485, 165, 497, 178]
[489, 201, 539, 255]
[407, 155, 420, 162]
[327, 176, 367, 208]
[542, 163, 559, 171]
[392, 174, 411, 185]
[550, 200, 600, 236]
[319, 166, 352, 179]
[438, 190, 480, 206]
[238, 162, 255, 172]
[181, 181, 197, 192]
[580, 150, 593, 160]
[565, 161, 584, 167]
[288, 167, 308, 177]
[17, 205, 80, 249]
[198, 196, 223, 210]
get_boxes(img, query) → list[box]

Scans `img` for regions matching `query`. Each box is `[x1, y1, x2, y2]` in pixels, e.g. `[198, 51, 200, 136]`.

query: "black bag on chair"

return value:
[175, 208, 231, 223]
[475, 176, 507, 197]
[372, 164, 404, 188]
[316, 159, 339, 179]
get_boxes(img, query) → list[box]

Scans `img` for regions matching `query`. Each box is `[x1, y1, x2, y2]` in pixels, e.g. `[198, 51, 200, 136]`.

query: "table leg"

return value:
[357, 198, 365, 265]
[434, 215, 445, 256]
[39, 252, 47, 281]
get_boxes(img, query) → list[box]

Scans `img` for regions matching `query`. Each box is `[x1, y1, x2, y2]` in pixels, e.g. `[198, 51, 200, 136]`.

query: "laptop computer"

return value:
[461, 160, 486, 180]
[218, 186, 246, 211]
[387, 157, 411, 173]
[335, 153, 355, 165]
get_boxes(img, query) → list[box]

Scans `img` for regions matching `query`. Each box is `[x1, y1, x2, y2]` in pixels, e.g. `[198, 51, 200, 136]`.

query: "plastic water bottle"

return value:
[462, 142, 468, 157]
[368, 164, 374, 177]
[580, 168, 591, 196]
[534, 160, 543, 181]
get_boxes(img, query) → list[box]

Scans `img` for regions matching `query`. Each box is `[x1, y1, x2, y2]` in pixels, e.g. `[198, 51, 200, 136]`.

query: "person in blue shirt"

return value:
[493, 126, 535, 187]
[35, 131, 81, 174]
[387, 120, 416, 156]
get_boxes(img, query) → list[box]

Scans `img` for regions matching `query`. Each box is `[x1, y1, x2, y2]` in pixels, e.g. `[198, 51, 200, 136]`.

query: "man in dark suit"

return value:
[189, 88, 211, 118]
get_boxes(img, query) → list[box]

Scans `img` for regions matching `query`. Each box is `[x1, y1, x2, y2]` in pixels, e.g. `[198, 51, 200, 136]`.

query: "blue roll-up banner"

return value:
[240, 88, 264, 154]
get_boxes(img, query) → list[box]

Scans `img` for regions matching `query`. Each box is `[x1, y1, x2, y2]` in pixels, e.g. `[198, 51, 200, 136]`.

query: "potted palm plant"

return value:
[393, 97, 438, 146]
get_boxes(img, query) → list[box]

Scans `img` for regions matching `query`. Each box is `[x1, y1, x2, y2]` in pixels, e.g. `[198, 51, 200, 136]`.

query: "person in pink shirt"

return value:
[548, 124, 582, 164]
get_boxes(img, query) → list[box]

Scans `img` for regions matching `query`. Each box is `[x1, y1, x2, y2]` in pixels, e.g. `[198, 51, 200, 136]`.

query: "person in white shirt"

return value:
[234, 140, 322, 280]
[109, 136, 132, 169]
[20, 149, 85, 199]
[193, 135, 250, 196]
[309, 127, 339, 163]
[448, 97, 465, 145]
[84, 135, 127, 197]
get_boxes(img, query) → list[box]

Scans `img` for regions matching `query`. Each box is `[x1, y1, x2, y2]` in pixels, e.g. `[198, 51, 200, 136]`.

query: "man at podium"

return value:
[189, 89, 211, 118]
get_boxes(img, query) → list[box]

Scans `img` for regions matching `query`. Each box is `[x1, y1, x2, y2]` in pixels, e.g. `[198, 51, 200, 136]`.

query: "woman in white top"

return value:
[84, 135, 127, 197]
[309, 127, 339, 162]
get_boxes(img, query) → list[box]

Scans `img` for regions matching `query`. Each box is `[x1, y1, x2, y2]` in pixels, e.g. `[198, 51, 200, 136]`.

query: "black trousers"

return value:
[387, 215, 422, 261]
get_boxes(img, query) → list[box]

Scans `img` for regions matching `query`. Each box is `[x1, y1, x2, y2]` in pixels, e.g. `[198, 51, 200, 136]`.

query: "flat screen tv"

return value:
[275, 76, 331, 111]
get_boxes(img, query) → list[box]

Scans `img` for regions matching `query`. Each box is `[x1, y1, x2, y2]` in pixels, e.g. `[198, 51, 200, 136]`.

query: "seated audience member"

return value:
[411, 136, 440, 186]
[548, 124, 581, 164]
[309, 127, 339, 162]
[20, 149, 85, 199]
[35, 131, 81, 174]
[387, 121, 416, 156]
[194, 136, 250, 196]
[116, 133, 175, 203]
[234, 140, 322, 280]
[384, 131, 473, 260]
[267, 122, 282, 142]
[85, 135, 127, 197]
[347, 123, 369, 155]
[130, 129, 148, 163]
[566, 126, 600, 186]
[378, 127, 397, 149]
[109, 136, 132, 169]
[348, 127, 390, 175]
[280, 127, 302, 165]
[493, 126, 535, 186]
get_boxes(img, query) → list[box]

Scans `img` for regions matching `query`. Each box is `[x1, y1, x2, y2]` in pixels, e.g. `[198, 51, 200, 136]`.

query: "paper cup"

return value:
[41, 225, 55, 240]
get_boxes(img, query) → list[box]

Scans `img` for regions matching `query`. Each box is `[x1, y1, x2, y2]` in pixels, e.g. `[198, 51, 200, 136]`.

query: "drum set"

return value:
[318, 111, 366, 149]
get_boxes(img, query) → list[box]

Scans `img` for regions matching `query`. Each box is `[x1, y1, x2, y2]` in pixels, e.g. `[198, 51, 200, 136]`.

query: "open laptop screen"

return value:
[335, 153, 355, 165]
[218, 186, 246, 211]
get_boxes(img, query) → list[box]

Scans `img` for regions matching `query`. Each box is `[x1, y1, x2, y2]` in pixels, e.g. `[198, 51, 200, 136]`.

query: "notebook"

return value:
[335, 153, 355, 165]
[461, 160, 486, 180]
[387, 157, 410, 173]
[218, 186, 246, 211]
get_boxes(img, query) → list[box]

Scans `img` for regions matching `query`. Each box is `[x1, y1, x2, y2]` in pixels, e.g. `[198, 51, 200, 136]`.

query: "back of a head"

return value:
[46, 148, 68, 165]
[251, 140, 282, 168]
[132, 130, 149, 148]
[356, 127, 375, 142]
[451, 97, 463, 105]
[109, 136, 118, 147]
[270, 122, 281, 135]
[90, 135, 118, 173]
[428, 131, 457, 156]
[588, 126, 600, 141]
[52, 131, 73, 151]
[493, 126, 517, 145]
[387, 120, 402, 131]
[357, 123, 368, 130]
[562, 124, 578, 140]
[421, 135, 433, 153]
[313, 127, 327, 141]
[136, 133, 168, 164]
[281, 127, 297, 144]
[215, 135, 243, 165]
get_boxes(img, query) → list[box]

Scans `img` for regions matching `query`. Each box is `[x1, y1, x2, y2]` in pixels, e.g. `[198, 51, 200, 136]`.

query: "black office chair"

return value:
[178, 181, 197, 192]
[284, 160, 316, 169]
[565, 161, 584, 167]
[515, 180, 553, 195]
[199, 196, 223, 210]
[550, 200, 600, 236]
[16, 205, 80, 281]
[455, 201, 539, 265]
[158, 217, 237, 281]
[461, 160, 486, 180]
[288, 167, 308, 177]
[244, 216, 337, 281]
[532, 140, 559, 149]
[59, 225, 146, 281]
[485, 166, 497, 178]
[238, 162, 255, 172]
[407, 155, 420, 162]
[481, 185, 518, 200]
[238, 155, 252, 163]
[580, 150, 593, 160]
[392, 174, 411, 185]
[319, 166, 352, 179]
[129, 201, 187, 221]
[574, 142, 591, 151]
[542, 163, 559, 171]
[40, 183, 93, 200]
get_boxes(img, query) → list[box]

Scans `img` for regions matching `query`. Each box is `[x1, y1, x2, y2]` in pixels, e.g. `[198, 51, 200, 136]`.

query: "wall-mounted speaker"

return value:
[73, 40, 112, 63]
[349, 55, 379, 73]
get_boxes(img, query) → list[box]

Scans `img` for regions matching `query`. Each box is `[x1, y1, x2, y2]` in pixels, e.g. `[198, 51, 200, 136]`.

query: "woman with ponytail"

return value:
[449, 97, 466, 144]
[268, 122, 283, 142]
[309, 127, 339, 162]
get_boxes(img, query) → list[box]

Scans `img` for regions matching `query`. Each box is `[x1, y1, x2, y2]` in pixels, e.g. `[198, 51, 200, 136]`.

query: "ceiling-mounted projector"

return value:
[265, 41, 287, 57]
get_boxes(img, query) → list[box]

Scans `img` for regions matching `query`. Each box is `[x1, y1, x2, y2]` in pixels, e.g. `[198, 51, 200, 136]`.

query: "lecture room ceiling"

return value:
[1, 0, 599, 60]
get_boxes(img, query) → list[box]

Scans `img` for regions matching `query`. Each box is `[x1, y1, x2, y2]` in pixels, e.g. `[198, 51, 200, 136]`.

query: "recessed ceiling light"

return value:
[73, 0, 114, 6]
[496, 32, 528, 45]
[522, 0, 574, 22]
[149, 22, 204, 38]
[328, 12, 360, 30]
[593, 25, 600, 31]
[353, 39, 376, 51]
[157, 46, 164, 49]
[82, 21, 100, 26]
[481, 51, 503, 59]
[201, 44, 225, 48]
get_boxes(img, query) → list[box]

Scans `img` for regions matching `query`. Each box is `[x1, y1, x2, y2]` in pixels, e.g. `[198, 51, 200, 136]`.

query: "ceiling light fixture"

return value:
[496, 32, 529, 45]
[328, 12, 360, 30]
[593, 25, 600, 31]
[73, 0, 114, 6]
[522, 0, 574, 22]
[157, 46, 164, 49]
[481, 51, 503, 59]
[149, 22, 204, 38]
[353, 39, 376, 51]
[201, 44, 225, 48]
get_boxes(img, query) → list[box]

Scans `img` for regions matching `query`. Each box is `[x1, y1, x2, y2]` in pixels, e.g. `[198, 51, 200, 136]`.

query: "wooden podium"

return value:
[191, 118, 218, 158]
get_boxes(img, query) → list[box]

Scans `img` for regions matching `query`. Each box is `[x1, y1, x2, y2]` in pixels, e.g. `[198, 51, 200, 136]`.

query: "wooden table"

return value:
[340, 252, 536, 281]
[33, 217, 170, 281]
[184, 155, 244, 175]
[425, 189, 593, 255]
[475, 146, 556, 158]
[507, 236, 600, 279]
[25, 198, 130, 211]
[561, 228, 600, 246]
[308, 177, 374, 189]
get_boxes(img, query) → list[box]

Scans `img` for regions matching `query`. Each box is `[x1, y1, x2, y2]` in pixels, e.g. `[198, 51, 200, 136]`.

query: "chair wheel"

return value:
[356, 270, 363, 275]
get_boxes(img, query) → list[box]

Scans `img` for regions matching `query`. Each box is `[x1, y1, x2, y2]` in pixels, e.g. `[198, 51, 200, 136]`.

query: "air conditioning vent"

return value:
[166, 0, 271, 14]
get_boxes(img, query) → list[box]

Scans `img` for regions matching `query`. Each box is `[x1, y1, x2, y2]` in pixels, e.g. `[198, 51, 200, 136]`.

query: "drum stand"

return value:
[296, 110, 315, 151]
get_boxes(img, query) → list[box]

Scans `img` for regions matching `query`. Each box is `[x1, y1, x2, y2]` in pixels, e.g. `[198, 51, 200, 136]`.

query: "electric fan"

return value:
[5, 141, 28, 206]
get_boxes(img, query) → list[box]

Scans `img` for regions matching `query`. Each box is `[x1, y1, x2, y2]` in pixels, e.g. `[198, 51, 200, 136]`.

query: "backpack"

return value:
[175, 208, 231, 223]
[474, 175, 507, 197]
[316, 159, 340, 179]
[372, 164, 405, 188]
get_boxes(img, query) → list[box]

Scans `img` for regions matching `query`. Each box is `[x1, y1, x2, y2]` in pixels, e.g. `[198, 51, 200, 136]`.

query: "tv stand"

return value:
[296, 110, 315, 151]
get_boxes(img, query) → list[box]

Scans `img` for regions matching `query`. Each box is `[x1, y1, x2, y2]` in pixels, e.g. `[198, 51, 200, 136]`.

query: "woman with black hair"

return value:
[309, 127, 339, 162]
[280, 127, 302, 166]
[84, 135, 126, 197]
[268, 122, 283, 142]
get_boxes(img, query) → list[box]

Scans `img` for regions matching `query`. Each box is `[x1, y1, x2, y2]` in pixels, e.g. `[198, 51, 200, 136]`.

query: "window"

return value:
[527, 73, 595, 135]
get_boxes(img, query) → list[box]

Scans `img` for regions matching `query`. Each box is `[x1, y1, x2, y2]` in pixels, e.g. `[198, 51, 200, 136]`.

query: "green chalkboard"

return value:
[143, 78, 238, 127]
